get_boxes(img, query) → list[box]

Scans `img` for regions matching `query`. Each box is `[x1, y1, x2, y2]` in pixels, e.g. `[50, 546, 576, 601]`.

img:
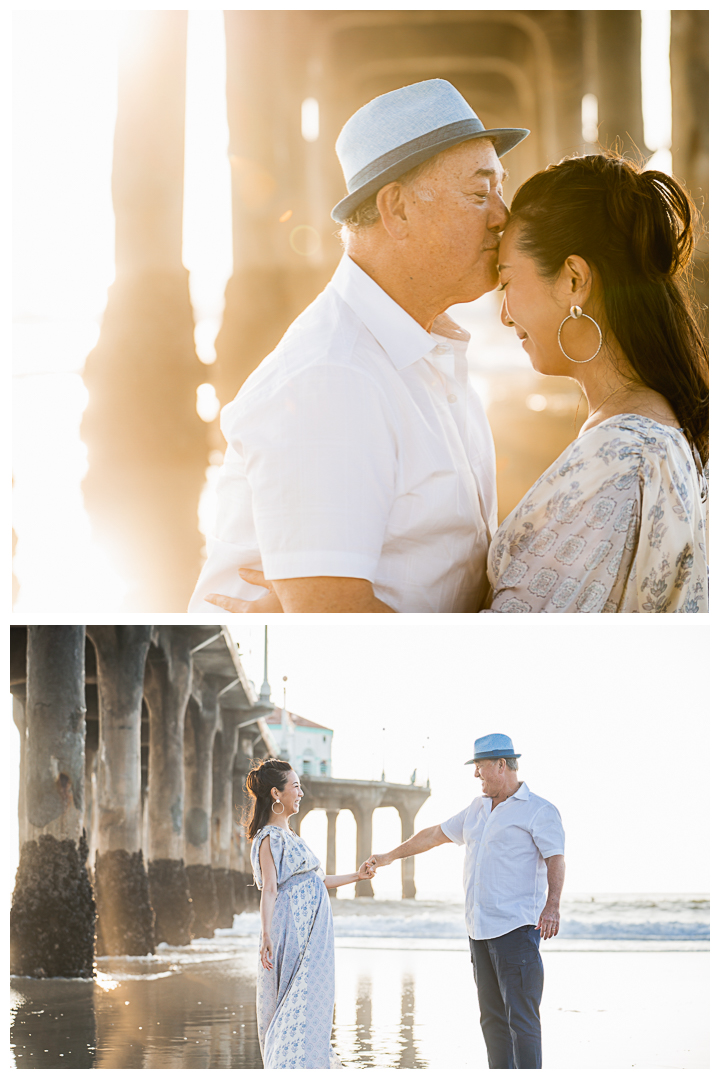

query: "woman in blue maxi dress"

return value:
[246, 759, 375, 1069]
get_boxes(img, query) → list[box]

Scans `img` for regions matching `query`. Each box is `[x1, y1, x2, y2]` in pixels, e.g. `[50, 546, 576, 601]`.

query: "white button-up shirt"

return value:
[441, 782, 565, 940]
[188, 253, 497, 613]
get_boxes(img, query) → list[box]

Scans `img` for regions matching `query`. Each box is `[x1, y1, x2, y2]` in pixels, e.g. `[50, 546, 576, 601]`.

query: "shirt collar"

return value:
[481, 781, 529, 809]
[330, 253, 468, 371]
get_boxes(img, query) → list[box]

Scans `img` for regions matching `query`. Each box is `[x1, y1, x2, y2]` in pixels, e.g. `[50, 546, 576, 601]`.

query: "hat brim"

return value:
[332, 124, 529, 223]
[465, 752, 521, 764]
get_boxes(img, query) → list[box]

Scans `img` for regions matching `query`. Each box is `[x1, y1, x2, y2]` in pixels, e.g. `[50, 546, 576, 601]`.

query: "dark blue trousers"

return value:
[469, 925, 544, 1069]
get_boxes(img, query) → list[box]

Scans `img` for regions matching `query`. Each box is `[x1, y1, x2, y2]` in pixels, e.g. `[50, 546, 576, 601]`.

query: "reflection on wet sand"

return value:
[333, 963, 428, 1069]
[11, 952, 429, 1069]
[11, 954, 263, 1070]
[399, 974, 424, 1069]
[11, 978, 97, 1068]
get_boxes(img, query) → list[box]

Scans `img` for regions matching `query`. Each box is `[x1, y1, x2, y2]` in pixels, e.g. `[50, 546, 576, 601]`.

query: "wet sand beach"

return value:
[10, 905, 709, 1069]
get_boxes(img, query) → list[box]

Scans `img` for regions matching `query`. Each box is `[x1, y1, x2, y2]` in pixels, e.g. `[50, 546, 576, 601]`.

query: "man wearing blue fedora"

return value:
[191, 80, 529, 614]
[369, 734, 565, 1069]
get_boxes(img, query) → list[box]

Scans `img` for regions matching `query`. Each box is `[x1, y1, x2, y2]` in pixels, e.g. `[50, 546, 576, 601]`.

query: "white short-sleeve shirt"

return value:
[441, 782, 565, 940]
[188, 253, 497, 613]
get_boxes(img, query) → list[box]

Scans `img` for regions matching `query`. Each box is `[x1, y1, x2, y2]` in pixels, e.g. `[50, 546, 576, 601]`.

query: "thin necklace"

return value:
[575, 382, 636, 433]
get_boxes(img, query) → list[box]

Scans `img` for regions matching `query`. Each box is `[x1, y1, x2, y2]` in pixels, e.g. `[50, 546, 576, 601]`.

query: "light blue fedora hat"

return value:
[332, 79, 529, 223]
[465, 733, 521, 764]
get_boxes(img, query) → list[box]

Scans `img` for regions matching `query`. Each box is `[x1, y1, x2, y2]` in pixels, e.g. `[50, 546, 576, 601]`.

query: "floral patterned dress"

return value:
[484, 415, 708, 612]
[251, 825, 342, 1069]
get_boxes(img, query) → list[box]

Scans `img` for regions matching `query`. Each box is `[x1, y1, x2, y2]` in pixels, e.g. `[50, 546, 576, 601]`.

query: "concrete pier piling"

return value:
[87, 626, 155, 956]
[183, 681, 221, 937]
[10, 624, 276, 974]
[144, 629, 196, 945]
[212, 708, 244, 927]
[11, 626, 96, 978]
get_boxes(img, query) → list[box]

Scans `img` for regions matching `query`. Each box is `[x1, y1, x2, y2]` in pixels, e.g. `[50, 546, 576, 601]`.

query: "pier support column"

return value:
[11, 626, 95, 978]
[351, 793, 384, 897]
[12, 693, 27, 850]
[231, 760, 250, 912]
[87, 626, 154, 956]
[184, 684, 220, 937]
[326, 810, 338, 877]
[596, 10, 646, 159]
[83, 714, 99, 873]
[398, 807, 418, 900]
[211, 709, 242, 927]
[80, 10, 208, 612]
[671, 10, 709, 320]
[236, 737, 259, 908]
[144, 629, 194, 945]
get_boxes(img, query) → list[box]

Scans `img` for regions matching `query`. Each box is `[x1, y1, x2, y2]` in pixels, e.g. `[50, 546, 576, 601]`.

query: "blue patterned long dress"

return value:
[483, 416, 708, 612]
[251, 825, 342, 1069]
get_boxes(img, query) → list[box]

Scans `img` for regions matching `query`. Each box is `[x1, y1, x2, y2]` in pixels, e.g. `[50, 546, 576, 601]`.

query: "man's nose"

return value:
[489, 195, 510, 233]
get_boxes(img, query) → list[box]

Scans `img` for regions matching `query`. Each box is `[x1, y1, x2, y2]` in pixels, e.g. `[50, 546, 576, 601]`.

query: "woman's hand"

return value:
[205, 569, 284, 613]
[260, 931, 274, 970]
[357, 860, 377, 881]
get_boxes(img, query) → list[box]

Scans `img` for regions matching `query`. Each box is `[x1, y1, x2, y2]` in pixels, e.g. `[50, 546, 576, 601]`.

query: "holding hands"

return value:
[357, 860, 377, 881]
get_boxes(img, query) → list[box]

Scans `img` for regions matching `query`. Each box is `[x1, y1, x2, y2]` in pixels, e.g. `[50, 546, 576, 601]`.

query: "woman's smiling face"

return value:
[497, 224, 571, 376]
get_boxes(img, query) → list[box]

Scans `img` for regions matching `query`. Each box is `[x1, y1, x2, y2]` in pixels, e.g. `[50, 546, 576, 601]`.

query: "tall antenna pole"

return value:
[258, 626, 272, 706]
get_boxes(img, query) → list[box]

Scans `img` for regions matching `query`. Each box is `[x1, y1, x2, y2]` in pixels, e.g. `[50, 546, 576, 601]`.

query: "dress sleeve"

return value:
[485, 430, 644, 612]
[224, 363, 398, 583]
[251, 827, 284, 888]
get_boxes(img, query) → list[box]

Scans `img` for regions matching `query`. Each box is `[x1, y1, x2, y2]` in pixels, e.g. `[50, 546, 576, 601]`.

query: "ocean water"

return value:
[223, 893, 710, 952]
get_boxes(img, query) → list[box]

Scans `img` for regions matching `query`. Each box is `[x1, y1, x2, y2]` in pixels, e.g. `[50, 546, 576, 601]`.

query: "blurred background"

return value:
[12, 9, 709, 612]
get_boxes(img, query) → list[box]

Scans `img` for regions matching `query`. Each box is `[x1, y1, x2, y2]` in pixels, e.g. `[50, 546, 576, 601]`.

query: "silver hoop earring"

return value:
[271, 799, 284, 815]
[557, 305, 603, 364]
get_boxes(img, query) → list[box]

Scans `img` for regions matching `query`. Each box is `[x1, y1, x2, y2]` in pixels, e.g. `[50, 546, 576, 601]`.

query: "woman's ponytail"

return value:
[244, 758, 293, 840]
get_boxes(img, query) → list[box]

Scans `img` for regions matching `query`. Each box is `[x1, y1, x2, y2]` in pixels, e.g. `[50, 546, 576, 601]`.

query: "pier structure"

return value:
[266, 702, 431, 899]
[10, 625, 276, 977]
[297, 776, 431, 899]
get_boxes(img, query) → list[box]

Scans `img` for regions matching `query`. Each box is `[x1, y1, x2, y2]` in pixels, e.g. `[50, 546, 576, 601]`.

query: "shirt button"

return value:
[447, 393, 458, 404]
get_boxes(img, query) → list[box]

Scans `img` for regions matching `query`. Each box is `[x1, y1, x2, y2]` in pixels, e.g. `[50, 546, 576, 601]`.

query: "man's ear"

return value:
[376, 181, 410, 239]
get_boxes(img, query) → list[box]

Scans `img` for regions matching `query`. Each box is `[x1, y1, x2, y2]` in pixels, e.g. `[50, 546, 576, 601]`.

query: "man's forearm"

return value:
[545, 854, 565, 902]
[384, 824, 449, 863]
[274, 576, 395, 613]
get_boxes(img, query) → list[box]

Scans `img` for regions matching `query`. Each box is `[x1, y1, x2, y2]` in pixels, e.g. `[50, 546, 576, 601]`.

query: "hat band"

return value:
[466, 750, 520, 762]
[347, 117, 486, 192]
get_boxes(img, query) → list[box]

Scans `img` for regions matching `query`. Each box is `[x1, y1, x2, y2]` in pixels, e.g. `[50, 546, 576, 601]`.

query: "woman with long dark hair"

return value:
[246, 758, 375, 1068]
[484, 151, 708, 612]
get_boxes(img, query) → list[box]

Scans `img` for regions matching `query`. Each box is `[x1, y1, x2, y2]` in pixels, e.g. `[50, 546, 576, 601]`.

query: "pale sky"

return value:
[237, 623, 710, 898]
